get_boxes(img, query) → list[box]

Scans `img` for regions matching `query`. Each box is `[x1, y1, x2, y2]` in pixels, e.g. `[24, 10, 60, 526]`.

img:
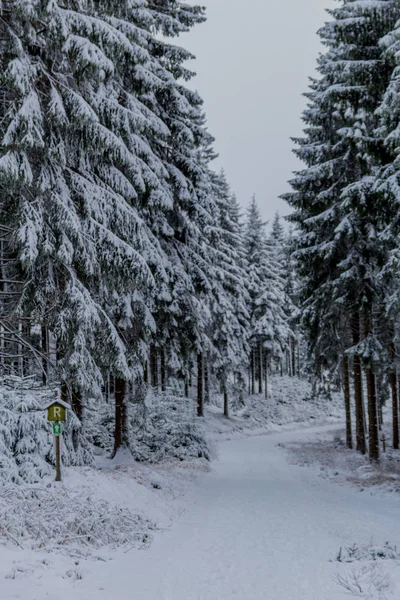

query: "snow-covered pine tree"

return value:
[371, 16, 400, 451]
[244, 197, 290, 397]
[206, 171, 250, 416]
[0, 1, 178, 459]
[283, 0, 399, 461]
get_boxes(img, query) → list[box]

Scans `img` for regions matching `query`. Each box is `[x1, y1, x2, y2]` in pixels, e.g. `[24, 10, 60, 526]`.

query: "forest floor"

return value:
[2, 377, 400, 599]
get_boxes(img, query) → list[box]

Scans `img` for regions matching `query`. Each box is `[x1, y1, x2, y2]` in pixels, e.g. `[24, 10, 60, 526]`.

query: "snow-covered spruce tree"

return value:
[129, 1, 225, 415]
[283, 0, 399, 461]
[206, 171, 250, 416]
[244, 197, 290, 396]
[370, 17, 400, 451]
[0, 1, 179, 459]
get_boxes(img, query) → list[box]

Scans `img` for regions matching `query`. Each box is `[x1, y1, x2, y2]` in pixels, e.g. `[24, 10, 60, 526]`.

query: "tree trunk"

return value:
[297, 343, 301, 378]
[223, 380, 229, 418]
[390, 343, 399, 450]
[150, 346, 158, 388]
[291, 338, 296, 377]
[161, 348, 166, 392]
[265, 351, 268, 399]
[71, 388, 83, 452]
[41, 326, 49, 385]
[112, 378, 127, 457]
[197, 353, 204, 417]
[352, 311, 366, 455]
[343, 354, 353, 449]
[364, 315, 379, 463]
[258, 341, 263, 395]
[204, 358, 210, 404]
[251, 347, 256, 395]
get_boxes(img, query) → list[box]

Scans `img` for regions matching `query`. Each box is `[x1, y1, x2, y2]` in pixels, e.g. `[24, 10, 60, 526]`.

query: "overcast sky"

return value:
[180, 0, 336, 223]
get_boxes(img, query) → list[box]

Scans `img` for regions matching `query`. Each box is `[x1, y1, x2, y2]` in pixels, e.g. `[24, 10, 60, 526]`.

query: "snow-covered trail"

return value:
[38, 426, 400, 599]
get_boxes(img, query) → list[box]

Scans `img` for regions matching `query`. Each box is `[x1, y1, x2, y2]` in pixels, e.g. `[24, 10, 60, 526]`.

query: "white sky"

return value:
[180, 0, 336, 222]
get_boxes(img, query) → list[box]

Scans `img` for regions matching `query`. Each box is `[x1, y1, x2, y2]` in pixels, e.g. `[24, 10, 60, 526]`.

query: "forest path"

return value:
[73, 425, 400, 599]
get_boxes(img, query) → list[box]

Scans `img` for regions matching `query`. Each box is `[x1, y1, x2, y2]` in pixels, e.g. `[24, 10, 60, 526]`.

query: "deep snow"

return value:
[2, 424, 400, 600]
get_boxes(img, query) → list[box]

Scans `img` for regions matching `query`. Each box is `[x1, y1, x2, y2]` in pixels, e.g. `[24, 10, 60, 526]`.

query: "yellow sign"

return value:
[47, 403, 67, 422]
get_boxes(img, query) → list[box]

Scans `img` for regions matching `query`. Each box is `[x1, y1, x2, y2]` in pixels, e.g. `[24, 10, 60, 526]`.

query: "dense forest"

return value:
[0, 0, 298, 479]
[3, 0, 400, 480]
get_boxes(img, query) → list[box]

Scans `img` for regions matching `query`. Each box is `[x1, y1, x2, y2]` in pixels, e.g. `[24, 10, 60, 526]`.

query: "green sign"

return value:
[53, 423, 62, 436]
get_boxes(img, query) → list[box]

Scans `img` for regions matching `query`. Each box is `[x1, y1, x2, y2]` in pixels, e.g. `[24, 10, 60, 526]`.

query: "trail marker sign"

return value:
[53, 423, 62, 436]
[46, 400, 69, 422]
[45, 396, 70, 482]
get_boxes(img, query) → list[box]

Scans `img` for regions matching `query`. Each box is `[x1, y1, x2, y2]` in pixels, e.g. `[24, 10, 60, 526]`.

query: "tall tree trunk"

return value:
[223, 379, 229, 418]
[352, 310, 366, 455]
[197, 353, 204, 417]
[41, 326, 49, 385]
[258, 341, 263, 394]
[343, 354, 353, 449]
[291, 338, 296, 377]
[390, 343, 399, 450]
[112, 378, 127, 457]
[265, 351, 268, 399]
[150, 346, 158, 388]
[71, 388, 83, 452]
[297, 343, 301, 378]
[160, 347, 166, 392]
[364, 315, 379, 463]
[251, 347, 256, 395]
[204, 358, 210, 404]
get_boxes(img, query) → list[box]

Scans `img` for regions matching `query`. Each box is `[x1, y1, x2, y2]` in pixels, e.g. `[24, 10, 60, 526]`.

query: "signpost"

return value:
[45, 394, 70, 482]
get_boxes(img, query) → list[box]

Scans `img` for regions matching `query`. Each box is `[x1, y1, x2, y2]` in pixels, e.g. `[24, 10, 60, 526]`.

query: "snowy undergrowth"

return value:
[285, 425, 400, 495]
[202, 374, 344, 442]
[0, 375, 343, 559]
[332, 543, 400, 599]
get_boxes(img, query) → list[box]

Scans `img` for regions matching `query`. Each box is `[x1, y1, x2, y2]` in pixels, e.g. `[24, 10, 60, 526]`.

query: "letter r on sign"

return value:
[54, 406, 62, 419]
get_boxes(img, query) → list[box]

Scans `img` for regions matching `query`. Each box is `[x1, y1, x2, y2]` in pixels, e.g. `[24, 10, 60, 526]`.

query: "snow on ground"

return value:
[3, 375, 400, 599]
[284, 423, 400, 495]
[2, 425, 400, 600]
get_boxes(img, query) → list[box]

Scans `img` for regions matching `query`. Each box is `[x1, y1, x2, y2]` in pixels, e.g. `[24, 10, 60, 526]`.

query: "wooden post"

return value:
[55, 432, 61, 482]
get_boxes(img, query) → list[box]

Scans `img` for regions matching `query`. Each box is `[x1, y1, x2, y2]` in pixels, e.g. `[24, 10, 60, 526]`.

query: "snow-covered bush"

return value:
[130, 392, 210, 463]
[0, 379, 53, 484]
[0, 484, 154, 551]
[0, 378, 93, 483]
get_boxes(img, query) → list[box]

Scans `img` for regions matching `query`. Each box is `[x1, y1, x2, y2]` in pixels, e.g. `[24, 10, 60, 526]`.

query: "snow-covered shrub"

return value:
[130, 392, 210, 463]
[0, 484, 154, 551]
[0, 378, 93, 483]
[0, 379, 53, 484]
[336, 543, 400, 563]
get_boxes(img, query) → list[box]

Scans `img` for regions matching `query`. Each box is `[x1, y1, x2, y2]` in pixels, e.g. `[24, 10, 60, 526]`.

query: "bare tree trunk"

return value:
[112, 378, 127, 457]
[291, 338, 296, 378]
[41, 326, 49, 386]
[352, 311, 366, 455]
[390, 343, 399, 450]
[71, 388, 83, 452]
[364, 315, 379, 463]
[265, 351, 268, 399]
[150, 346, 158, 388]
[197, 353, 204, 417]
[223, 379, 229, 418]
[251, 347, 256, 395]
[343, 354, 353, 449]
[297, 343, 301, 378]
[161, 348, 166, 392]
[204, 358, 210, 404]
[258, 341, 263, 395]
